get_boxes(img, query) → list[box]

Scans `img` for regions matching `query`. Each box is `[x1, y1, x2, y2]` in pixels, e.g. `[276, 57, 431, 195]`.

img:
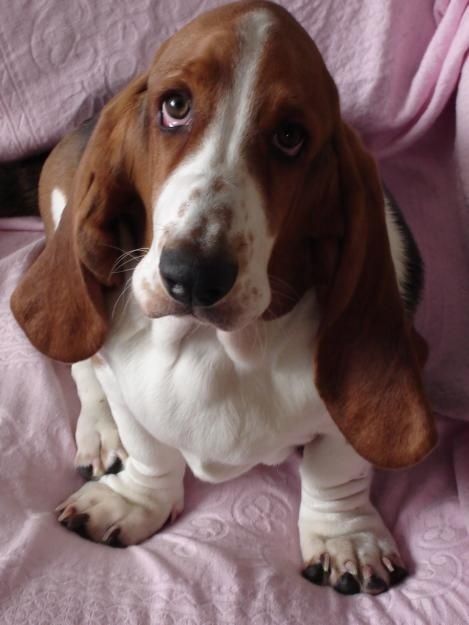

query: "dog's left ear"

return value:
[314, 122, 437, 469]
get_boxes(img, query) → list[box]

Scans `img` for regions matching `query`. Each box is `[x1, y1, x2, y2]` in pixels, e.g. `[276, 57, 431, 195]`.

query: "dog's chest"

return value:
[99, 291, 330, 479]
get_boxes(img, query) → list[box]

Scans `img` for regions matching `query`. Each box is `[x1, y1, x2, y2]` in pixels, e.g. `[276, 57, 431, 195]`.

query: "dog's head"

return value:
[11, 1, 436, 468]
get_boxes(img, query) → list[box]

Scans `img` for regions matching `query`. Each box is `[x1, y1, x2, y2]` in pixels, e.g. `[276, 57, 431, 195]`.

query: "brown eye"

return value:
[273, 123, 305, 157]
[161, 92, 192, 128]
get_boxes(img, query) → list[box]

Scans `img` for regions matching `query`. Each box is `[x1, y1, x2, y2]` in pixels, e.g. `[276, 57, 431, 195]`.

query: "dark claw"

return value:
[365, 574, 388, 595]
[62, 513, 89, 538]
[302, 562, 325, 585]
[389, 565, 408, 587]
[334, 572, 361, 595]
[77, 465, 94, 481]
[103, 528, 125, 548]
[105, 457, 123, 475]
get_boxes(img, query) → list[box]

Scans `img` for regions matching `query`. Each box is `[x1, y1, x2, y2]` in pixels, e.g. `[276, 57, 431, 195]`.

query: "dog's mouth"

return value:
[191, 300, 247, 331]
[132, 271, 267, 332]
[156, 297, 256, 332]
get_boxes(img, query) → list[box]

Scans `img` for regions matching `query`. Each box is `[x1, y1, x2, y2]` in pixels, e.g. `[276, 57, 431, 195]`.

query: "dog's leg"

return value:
[72, 359, 127, 479]
[57, 371, 185, 546]
[299, 434, 408, 595]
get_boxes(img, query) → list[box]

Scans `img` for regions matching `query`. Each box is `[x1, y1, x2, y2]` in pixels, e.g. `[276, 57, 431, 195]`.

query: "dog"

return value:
[11, 0, 436, 595]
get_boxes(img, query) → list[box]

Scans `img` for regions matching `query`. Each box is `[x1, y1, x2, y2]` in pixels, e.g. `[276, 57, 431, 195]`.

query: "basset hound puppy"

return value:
[11, 0, 436, 596]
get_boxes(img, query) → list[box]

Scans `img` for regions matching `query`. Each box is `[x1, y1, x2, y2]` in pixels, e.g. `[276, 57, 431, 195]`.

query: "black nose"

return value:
[159, 248, 238, 307]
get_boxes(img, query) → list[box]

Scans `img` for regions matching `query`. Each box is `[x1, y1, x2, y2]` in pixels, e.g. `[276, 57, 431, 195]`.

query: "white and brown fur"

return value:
[11, 1, 435, 596]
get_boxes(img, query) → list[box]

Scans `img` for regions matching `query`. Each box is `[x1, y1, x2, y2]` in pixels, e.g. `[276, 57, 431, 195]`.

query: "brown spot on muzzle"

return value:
[211, 177, 226, 193]
[174, 204, 235, 253]
[212, 205, 234, 231]
[187, 215, 209, 242]
[189, 188, 202, 201]
[177, 203, 189, 218]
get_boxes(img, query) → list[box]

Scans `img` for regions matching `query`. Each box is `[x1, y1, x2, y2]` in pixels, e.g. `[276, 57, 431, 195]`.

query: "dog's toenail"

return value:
[382, 556, 394, 572]
[58, 506, 77, 523]
[334, 572, 361, 595]
[77, 465, 94, 481]
[106, 457, 123, 475]
[365, 574, 388, 594]
[66, 513, 89, 530]
[344, 560, 358, 576]
[302, 563, 325, 585]
[321, 553, 330, 573]
[389, 565, 408, 586]
[103, 528, 124, 548]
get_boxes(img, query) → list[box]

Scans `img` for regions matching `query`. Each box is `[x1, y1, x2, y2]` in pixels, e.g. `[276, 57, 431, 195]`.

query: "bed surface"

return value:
[1, 1, 469, 623]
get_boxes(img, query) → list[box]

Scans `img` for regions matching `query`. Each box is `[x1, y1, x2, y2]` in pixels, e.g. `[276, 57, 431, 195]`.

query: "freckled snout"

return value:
[159, 248, 238, 307]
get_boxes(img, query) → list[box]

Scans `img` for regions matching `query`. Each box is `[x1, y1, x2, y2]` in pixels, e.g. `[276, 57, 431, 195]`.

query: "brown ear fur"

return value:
[315, 123, 437, 469]
[11, 76, 148, 363]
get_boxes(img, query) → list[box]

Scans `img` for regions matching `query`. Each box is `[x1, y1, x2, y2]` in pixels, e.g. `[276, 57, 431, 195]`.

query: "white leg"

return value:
[58, 364, 185, 546]
[299, 434, 407, 595]
[72, 359, 127, 478]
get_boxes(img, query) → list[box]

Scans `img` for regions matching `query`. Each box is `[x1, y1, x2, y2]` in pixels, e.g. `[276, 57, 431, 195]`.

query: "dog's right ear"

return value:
[11, 75, 148, 363]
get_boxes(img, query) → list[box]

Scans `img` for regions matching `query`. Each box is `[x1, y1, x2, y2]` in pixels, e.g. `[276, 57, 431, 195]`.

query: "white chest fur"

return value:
[96, 290, 334, 483]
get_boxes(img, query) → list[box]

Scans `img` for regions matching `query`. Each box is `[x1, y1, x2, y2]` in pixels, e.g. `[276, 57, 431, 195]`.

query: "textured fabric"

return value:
[1, 0, 469, 623]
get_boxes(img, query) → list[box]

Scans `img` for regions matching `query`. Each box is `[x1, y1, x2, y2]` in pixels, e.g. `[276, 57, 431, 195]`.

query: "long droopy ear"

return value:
[11, 75, 148, 363]
[315, 123, 437, 469]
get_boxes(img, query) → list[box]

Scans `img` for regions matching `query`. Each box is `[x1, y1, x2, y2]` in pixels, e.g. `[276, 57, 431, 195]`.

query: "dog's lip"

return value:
[141, 302, 228, 328]
[136, 285, 255, 331]
[193, 304, 261, 333]
[153, 302, 238, 331]
[193, 308, 233, 330]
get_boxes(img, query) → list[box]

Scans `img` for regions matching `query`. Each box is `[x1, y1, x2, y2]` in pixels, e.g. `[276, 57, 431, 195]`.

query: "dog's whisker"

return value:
[111, 278, 134, 320]
[268, 274, 300, 296]
[269, 287, 298, 305]
[110, 255, 147, 275]
[110, 249, 149, 274]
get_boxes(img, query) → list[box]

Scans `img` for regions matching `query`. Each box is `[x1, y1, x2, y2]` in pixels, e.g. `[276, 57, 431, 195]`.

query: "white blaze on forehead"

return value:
[201, 9, 273, 169]
[153, 9, 273, 227]
[223, 9, 273, 166]
[51, 187, 67, 229]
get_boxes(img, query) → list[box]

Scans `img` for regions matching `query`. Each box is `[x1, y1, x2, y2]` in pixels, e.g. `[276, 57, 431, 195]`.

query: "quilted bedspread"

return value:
[1, 1, 469, 624]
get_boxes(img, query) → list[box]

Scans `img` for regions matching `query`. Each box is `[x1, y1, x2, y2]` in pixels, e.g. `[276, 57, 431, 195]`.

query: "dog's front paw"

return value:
[299, 521, 407, 595]
[56, 480, 181, 546]
[74, 408, 128, 481]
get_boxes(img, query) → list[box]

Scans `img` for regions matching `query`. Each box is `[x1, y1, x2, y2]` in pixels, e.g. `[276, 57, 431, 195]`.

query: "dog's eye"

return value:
[272, 123, 305, 157]
[160, 92, 192, 128]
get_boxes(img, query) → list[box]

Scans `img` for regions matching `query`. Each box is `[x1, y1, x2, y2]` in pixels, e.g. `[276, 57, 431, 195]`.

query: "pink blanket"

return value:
[1, 1, 469, 623]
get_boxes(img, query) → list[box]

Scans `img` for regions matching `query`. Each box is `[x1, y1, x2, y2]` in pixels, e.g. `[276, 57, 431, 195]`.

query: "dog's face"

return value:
[131, 4, 337, 330]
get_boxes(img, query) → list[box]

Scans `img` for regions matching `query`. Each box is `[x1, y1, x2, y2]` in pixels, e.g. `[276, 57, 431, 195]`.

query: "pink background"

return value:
[1, 1, 469, 623]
